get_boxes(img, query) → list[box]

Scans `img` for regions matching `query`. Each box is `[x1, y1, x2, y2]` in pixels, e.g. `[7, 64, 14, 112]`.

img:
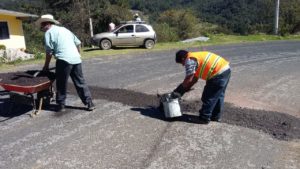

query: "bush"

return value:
[23, 22, 44, 52]
[0, 44, 6, 50]
[26, 47, 44, 60]
[153, 23, 179, 42]
[194, 22, 230, 36]
[156, 9, 199, 40]
[0, 50, 7, 64]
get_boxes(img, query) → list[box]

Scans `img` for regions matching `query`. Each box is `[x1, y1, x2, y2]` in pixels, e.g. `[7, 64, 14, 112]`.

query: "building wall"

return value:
[0, 14, 26, 49]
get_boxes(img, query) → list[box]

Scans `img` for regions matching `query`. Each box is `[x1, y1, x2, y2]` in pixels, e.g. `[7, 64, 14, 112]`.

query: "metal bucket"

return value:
[161, 93, 182, 118]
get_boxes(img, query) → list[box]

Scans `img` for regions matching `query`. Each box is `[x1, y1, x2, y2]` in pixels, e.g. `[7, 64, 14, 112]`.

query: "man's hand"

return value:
[173, 83, 186, 96]
[42, 65, 49, 71]
[171, 92, 181, 99]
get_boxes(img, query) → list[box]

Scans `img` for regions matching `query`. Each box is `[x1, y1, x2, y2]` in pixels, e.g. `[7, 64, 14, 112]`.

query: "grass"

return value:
[1, 34, 300, 71]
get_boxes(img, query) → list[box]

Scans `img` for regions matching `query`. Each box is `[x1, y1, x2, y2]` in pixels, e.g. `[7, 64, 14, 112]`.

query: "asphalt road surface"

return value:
[0, 41, 299, 169]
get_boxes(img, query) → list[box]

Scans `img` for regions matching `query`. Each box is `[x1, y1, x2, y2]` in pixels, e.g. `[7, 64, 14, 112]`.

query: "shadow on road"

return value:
[52, 105, 87, 117]
[0, 91, 30, 121]
[0, 90, 87, 120]
[0, 99, 32, 122]
[131, 106, 202, 124]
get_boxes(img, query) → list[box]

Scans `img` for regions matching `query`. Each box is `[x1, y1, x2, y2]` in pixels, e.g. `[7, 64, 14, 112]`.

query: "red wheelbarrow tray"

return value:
[0, 81, 52, 94]
[0, 71, 55, 94]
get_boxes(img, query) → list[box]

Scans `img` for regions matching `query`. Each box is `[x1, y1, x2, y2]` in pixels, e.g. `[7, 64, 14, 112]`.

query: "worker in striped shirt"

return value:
[172, 50, 231, 124]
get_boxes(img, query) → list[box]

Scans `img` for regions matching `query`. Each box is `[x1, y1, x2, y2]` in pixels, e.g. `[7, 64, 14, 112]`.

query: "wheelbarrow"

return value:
[0, 70, 55, 117]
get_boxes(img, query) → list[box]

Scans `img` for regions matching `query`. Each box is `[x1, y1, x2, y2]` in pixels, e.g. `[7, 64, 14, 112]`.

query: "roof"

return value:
[0, 9, 38, 18]
[120, 21, 146, 24]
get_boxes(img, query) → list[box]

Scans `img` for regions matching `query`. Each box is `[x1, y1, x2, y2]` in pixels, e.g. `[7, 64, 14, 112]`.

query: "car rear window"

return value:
[136, 25, 149, 32]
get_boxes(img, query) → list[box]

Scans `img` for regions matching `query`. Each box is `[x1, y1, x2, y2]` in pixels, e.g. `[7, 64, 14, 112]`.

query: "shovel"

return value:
[33, 67, 56, 77]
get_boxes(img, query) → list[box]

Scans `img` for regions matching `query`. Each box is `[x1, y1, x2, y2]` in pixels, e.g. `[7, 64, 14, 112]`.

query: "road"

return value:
[0, 41, 299, 169]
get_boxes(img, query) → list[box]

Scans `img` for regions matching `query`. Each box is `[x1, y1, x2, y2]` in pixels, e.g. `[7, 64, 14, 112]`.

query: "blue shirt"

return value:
[44, 25, 82, 64]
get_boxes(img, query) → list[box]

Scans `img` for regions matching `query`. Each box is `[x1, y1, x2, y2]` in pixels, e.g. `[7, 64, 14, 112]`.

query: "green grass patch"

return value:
[0, 58, 45, 72]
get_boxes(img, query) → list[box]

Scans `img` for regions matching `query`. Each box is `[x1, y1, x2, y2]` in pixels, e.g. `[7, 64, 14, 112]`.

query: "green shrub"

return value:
[0, 50, 7, 64]
[7, 58, 23, 65]
[34, 51, 44, 60]
[153, 23, 179, 42]
[0, 44, 6, 50]
[27, 47, 44, 60]
[156, 9, 199, 40]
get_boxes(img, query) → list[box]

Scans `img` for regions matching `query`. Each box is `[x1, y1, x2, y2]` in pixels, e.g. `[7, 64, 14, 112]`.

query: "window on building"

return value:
[0, 22, 9, 40]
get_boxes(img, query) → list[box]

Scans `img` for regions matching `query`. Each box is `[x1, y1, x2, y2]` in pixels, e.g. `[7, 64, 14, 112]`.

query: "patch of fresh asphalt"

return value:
[66, 85, 299, 141]
[0, 41, 300, 168]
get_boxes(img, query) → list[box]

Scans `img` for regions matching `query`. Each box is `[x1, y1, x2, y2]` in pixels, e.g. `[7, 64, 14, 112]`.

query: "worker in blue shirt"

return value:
[36, 14, 95, 112]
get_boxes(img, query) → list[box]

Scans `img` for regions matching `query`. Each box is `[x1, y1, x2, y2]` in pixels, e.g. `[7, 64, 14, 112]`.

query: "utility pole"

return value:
[87, 0, 94, 48]
[274, 0, 280, 35]
[87, 0, 93, 38]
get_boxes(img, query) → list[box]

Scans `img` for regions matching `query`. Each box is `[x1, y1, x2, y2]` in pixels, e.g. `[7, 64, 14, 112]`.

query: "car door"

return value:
[114, 25, 136, 45]
[135, 25, 151, 45]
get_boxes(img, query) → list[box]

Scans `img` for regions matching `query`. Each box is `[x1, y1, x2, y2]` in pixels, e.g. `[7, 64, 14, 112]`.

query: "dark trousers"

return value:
[55, 59, 92, 105]
[199, 69, 231, 121]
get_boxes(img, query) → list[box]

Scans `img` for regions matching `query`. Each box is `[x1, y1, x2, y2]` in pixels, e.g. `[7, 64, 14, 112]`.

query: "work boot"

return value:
[197, 117, 210, 124]
[57, 104, 66, 112]
[211, 118, 221, 122]
[86, 101, 95, 111]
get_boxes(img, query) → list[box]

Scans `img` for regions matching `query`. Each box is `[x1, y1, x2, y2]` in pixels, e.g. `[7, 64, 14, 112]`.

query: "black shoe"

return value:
[87, 102, 95, 111]
[198, 117, 210, 124]
[57, 104, 66, 112]
[211, 118, 221, 122]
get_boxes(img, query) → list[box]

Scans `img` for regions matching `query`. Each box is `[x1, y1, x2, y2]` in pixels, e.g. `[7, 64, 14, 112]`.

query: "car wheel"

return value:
[100, 39, 112, 50]
[144, 39, 155, 49]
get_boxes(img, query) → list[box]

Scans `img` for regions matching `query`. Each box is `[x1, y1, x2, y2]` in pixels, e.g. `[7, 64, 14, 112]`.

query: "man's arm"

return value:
[172, 75, 198, 97]
[76, 45, 81, 54]
[172, 58, 198, 97]
[182, 57, 198, 90]
[73, 33, 81, 54]
[43, 53, 52, 71]
[182, 74, 198, 90]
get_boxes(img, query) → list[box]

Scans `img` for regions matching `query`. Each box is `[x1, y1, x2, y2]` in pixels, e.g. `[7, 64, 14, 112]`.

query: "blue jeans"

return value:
[199, 69, 231, 121]
[56, 59, 92, 106]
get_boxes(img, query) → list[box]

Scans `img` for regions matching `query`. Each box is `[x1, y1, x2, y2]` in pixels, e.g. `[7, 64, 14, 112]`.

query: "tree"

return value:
[43, 0, 132, 45]
[156, 9, 199, 40]
[89, 1, 132, 34]
[279, 0, 300, 34]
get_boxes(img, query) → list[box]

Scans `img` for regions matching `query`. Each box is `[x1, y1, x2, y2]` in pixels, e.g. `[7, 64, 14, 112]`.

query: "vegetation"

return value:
[0, 44, 6, 50]
[130, 0, 300, 35]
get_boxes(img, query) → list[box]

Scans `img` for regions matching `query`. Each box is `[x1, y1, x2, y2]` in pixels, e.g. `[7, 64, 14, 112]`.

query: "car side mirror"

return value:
[115, 31, 119, 36]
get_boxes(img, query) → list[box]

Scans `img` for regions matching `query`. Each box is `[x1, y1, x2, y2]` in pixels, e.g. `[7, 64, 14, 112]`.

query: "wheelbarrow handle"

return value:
[33, 67, 56, 77]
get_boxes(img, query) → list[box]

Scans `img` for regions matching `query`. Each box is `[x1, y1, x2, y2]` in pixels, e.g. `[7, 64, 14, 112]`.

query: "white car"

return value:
[91, 21, 157, 50]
